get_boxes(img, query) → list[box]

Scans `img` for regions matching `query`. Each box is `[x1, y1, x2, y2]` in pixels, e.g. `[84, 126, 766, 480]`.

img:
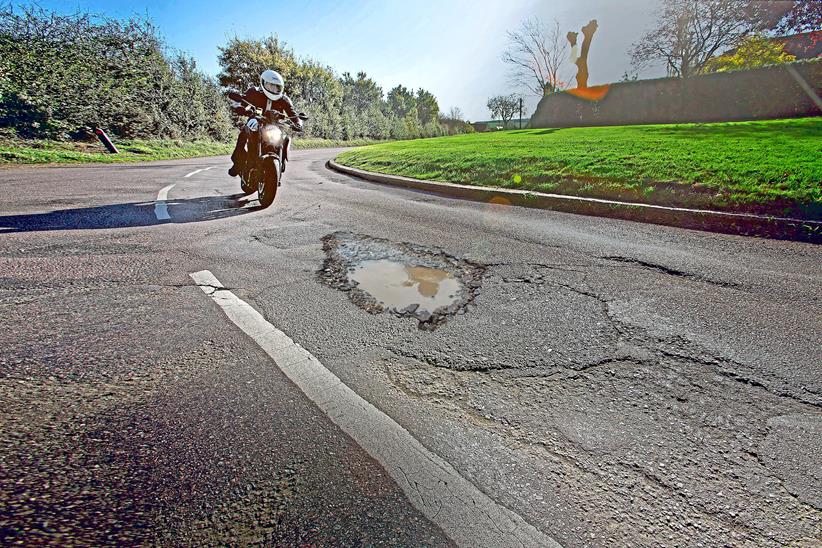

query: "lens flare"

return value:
[567, 84, 611, 102]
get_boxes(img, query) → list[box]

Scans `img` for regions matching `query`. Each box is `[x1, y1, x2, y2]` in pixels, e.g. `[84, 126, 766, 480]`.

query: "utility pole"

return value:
[519, 98, 523, 129]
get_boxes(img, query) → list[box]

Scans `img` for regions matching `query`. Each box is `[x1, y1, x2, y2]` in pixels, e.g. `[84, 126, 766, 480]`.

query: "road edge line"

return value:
[184, 166, 216, 178]
[189, 269, 561, 548]
[326, 159, 820, 244]
[154, 183, 176, 221]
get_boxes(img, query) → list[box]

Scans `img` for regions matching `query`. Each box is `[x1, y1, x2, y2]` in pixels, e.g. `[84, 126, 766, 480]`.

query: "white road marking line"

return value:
[184, 166, 216, 178]
[189, 269, 561, 548]
[154, 183, 176, 221]
[156, 184, 175, 201]
[154, 166, 219, 221]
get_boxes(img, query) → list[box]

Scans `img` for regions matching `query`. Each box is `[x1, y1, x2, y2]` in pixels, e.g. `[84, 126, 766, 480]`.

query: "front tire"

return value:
[257, 158, 280, 209]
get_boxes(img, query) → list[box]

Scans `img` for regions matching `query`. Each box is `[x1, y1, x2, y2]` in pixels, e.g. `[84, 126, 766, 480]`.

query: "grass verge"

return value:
[0, 138, 233, 165]
[335, 118, 822, 219]
[0, 136, 384, 166]
[292, 137, 388, 149]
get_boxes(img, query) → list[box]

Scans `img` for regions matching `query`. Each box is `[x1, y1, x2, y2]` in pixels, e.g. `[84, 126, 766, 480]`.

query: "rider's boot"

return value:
[228, 131, 247, 177]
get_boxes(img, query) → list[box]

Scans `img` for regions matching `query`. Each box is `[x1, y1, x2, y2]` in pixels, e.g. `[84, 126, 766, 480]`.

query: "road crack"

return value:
[599, 255, 741, 289]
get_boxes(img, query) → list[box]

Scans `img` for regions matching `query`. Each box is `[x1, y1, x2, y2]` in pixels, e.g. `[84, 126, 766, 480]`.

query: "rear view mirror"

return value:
[298, 112, 309, 120]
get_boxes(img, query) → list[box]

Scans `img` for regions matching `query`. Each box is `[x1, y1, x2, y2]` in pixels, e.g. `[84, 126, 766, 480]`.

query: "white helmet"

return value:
[260, 69, 284, 101]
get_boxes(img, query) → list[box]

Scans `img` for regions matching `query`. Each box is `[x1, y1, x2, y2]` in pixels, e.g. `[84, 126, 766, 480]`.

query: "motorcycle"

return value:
[228, 91, 308, 208]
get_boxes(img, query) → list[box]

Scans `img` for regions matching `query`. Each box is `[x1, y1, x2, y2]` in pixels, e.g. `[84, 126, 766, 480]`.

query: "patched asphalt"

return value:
[1, 150, 820, 546]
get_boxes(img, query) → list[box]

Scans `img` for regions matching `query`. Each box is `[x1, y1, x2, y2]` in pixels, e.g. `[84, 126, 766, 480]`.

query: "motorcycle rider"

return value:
[228, 69, 303, 177]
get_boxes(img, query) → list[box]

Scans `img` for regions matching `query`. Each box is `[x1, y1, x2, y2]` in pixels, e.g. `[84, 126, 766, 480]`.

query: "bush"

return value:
[0, 6, 233, 141]
[0, 7, 453, 145]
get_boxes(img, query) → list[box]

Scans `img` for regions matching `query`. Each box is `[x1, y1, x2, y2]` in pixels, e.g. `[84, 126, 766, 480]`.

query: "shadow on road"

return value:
[0, 193, 257, 233]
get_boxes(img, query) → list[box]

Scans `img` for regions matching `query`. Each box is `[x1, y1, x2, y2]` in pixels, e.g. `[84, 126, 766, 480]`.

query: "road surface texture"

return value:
[1, 149, 820, 547]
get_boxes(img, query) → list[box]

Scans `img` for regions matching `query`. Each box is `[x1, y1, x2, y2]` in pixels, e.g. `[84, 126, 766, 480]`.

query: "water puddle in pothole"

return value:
[347, 259, 463, 314]
[319, 232, 485, 329]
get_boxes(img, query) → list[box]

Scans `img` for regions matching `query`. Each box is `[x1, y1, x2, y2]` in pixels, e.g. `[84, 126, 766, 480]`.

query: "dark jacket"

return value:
[236, 86, 300, 127]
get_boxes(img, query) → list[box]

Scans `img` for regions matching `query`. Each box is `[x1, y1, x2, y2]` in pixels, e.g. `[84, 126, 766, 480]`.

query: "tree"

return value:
[423, 120, 444, 138]
[387, 85, 415, 118]
[415, 88, 439, 125]
[389, 115, 407, 139]
[385, 85, 445, 138]
[702, 34, 796, 73]
[630, 0, 766, 78]
[340, 72, 387, 139]
[487, 95, 519, 128]
[503, 18, 568, 95]
[341, 72, 382, 110]
[167, 56, 231, 140]
[403, 107, 421, 139]
[290, 60, 343, 139]
[438, 107, 473, 135]
[217, 36, 297, 92]
[364, 106, 391, 140]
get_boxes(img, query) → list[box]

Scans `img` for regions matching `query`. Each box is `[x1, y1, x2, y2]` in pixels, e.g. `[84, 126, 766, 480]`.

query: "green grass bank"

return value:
[0, 137, 387, 166]
[0, 139, 232, 165]
[336, 118, 822, 218]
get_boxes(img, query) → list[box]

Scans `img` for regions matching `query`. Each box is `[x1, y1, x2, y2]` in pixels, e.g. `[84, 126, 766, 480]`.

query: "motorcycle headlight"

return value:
[261, 125, 282, 145]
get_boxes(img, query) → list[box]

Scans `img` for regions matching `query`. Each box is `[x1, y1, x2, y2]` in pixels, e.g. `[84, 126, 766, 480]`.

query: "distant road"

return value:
[1, 150, 819, 546]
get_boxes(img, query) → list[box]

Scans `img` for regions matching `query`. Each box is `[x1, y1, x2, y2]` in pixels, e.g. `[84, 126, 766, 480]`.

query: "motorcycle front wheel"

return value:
[257, 158, 280, 209]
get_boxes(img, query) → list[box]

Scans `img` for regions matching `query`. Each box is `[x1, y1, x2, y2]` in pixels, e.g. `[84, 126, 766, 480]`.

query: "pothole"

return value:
[319, 232, 484, 329]
[349, 260, 463, 310]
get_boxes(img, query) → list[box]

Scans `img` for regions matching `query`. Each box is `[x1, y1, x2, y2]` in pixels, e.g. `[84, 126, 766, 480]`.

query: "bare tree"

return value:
[487, 95, 519, 128]
[630, 0, 765, 78]
[446, 106, 464, 121]
[503, 18, 568, 95]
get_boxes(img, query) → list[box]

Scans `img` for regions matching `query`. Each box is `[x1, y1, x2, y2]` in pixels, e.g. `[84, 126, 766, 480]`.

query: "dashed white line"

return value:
[154, 183, 176, 221]
[184, 166, 216, 178]
[189, 269, 560, 548]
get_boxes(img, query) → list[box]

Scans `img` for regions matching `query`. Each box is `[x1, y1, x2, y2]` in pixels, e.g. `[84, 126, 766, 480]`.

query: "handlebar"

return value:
[228, 91, 307, 131]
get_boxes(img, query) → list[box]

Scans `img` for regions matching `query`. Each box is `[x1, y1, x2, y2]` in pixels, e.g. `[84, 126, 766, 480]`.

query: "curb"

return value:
[327, 160, 821, 244]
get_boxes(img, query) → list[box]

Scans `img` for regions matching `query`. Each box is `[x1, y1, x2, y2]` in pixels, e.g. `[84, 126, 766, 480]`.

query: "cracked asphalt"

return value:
[1, 149, 820, 546]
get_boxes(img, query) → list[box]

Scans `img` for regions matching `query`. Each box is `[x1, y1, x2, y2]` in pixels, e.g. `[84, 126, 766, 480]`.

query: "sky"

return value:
[27, 0, 666, 120]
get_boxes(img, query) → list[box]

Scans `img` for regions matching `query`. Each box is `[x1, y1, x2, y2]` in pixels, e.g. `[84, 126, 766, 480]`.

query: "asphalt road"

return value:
[1, 149, 820, 547]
